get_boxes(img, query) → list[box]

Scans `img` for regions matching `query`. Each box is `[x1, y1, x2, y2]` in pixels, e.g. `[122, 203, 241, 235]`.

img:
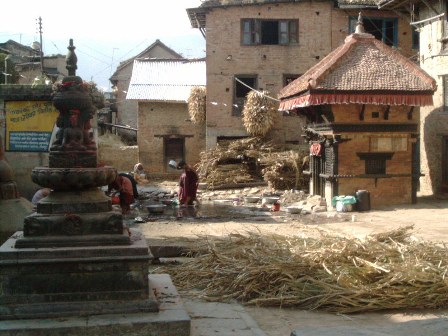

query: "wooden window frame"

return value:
[241, 19, 298, 46]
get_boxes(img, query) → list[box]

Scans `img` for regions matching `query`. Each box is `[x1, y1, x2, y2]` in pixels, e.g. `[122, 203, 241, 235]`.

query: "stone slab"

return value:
[0, 274, 190, 336]
[0, 229, 155, 319]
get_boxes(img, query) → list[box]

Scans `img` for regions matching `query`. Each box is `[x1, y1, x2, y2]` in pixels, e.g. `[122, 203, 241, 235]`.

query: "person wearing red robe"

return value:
[177, 161, 199, 206]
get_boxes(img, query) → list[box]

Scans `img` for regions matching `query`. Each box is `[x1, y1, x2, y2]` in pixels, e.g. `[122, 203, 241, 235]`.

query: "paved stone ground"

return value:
[136, 182, 448, 336]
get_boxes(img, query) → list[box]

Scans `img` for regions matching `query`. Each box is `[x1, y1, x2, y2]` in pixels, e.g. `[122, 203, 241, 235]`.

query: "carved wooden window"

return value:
[357, 152, 394, 175]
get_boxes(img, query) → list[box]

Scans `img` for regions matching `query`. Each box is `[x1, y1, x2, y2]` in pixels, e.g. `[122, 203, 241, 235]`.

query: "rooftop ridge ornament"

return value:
[355, 12, 365, 34]
[66, 38, 77, 76]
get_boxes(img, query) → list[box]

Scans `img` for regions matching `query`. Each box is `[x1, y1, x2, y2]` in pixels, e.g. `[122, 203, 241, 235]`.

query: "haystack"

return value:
[188, 86, 206, 125]
[158, 226, 448, 314]
[261, 150, 308, 190]
[196, 137, 277, 188]
[242, 91, 278, 137]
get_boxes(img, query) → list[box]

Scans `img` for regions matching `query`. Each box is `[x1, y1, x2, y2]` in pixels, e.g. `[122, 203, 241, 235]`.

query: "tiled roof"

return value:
[126, 59, 206, 102]
[110, 39, 183, 82]
[278, 32, 436, 100]
[337, 0, 379, 7]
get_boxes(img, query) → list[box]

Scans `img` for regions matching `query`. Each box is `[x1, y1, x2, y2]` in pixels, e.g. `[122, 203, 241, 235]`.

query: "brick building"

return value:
[110, 40, 183, 130]
[278, 15, 436, 208]
[186, 0, 418, 149]
[127, 59, 206, 176]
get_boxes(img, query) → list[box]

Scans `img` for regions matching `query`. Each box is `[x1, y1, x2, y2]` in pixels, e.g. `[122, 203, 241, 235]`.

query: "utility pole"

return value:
[36, 17, 44, 77]
[108, 47, 118, 91]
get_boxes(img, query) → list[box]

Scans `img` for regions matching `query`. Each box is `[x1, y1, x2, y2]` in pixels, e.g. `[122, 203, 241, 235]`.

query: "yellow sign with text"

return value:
[5, 101, 58, 152]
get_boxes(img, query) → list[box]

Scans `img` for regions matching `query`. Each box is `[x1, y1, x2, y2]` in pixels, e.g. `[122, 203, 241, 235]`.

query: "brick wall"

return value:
[417, 3, 448, 195]
[138, 102, 205, 175]
[204, 3, 415, 149]
[332, 103, 415, 207]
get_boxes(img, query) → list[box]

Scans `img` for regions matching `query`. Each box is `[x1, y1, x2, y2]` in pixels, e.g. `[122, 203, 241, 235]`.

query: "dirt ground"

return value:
[133, 182, 448, 336]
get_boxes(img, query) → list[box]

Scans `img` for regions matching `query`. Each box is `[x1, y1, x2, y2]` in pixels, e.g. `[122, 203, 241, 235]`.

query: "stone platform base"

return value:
[0, 274, 190, 336]
[0, 229, 153, 319]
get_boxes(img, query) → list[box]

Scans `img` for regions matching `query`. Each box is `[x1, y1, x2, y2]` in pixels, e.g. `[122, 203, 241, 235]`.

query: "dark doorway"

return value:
[164, 138, 184, 173]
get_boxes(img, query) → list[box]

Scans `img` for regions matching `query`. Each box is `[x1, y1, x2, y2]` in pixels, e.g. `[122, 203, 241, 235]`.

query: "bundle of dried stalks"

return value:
[196, 137, 277, 188]
[242, 91, 278, 137]
[188, 86, 206, 124]
[261, 150, 307, 190]
[159, 226, 448, 313]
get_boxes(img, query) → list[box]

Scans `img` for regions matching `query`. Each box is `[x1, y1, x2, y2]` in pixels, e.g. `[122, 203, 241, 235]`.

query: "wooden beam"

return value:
[384, 105, 390, 120]
[359, 104, 365, 121]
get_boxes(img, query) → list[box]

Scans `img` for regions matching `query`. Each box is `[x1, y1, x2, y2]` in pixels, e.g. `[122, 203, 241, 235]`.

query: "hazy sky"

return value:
[1, 0, 205, 90]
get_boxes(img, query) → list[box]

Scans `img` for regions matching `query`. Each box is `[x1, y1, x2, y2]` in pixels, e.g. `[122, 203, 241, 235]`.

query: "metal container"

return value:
[146, 204, 166, 214]
[244, 196, 260, 204]
[262, 196, 280, 205]
[168, 160, 178, 169]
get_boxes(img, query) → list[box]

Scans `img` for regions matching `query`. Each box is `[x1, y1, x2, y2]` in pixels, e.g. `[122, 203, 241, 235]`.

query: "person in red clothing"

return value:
[177, 160, 199, 207]
[108, 174, 135, 215]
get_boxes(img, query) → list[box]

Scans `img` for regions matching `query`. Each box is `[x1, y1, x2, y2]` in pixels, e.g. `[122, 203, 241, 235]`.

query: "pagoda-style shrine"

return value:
[278, 14, 436, 208]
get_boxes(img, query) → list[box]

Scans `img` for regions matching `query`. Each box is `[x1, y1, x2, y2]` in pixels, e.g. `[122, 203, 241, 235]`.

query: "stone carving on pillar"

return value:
[0, 40, 161, 322]
[16, 39, 124, 247]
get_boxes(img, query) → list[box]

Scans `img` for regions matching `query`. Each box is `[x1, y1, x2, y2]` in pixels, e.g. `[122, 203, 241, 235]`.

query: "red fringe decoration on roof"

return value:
[279, 92, 434, 111]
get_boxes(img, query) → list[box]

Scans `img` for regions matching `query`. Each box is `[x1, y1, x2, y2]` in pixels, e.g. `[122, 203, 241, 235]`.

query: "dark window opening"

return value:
[242, 19, 298, 45]
[261, 21, 279, 44]
[412, 26, 420, 50]
[165, 138, 184, 173]
[357, 152, 394, 175]
[233, 75, 257, 116]
[349, 16, 398, 47]
[283, 74, 301, 86]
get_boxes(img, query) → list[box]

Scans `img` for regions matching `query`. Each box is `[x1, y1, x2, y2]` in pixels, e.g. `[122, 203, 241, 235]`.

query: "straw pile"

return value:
[261, 150, 307, 190]
[196, 137, 277, 188]
[188, 86, 206, 125]
[242, 91, 278, 137]
[159, 226, 448, 313]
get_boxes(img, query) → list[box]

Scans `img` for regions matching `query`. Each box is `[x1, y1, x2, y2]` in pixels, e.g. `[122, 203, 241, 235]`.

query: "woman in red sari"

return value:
[177, 161, 199, 206]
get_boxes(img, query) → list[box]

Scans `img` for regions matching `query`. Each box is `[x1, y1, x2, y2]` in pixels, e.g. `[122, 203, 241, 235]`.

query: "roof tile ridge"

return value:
[371, 39, 437, 91]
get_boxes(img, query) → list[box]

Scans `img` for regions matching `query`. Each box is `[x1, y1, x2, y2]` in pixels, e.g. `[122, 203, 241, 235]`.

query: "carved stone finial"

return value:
[355, 12, 365, 34]
[66, 39, 78, 76]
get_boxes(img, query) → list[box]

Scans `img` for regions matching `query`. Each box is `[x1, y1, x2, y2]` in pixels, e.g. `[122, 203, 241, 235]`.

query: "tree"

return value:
[0, 53, 20, 84]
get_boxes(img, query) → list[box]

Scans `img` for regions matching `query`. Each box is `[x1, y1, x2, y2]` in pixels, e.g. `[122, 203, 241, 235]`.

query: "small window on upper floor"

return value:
[412, 26, 420, 50]
[283, 74, 301, 86]
[349, 16, 398, 47]
[233, 75, 257, 116]
[242, 19, 298, 46]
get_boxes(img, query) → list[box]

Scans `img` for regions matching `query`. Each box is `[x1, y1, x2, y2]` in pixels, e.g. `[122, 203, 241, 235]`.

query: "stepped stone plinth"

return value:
[0, 39, 190, 335]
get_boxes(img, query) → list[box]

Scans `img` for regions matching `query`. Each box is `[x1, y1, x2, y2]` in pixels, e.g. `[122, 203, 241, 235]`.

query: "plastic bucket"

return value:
[356, 190, 371, 211]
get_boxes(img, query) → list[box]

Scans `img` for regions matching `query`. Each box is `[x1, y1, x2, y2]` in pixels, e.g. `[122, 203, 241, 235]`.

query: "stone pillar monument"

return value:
[0, 40, 189, 335]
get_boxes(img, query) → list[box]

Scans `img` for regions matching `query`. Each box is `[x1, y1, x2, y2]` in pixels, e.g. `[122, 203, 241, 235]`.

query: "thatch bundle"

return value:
[261, 150, 307, 190]
[188, 86, 206, 124]
[158, 226, 448, 313]
[242, 91, 278, 137]
[196, 137, 277, 188]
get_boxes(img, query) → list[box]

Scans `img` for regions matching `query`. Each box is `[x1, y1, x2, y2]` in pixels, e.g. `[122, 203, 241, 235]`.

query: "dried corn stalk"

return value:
[242, 91, 278, 137]
[261, 150, 308, 190]
[157, 226, 448, 314]
[188, 86, 206, 124]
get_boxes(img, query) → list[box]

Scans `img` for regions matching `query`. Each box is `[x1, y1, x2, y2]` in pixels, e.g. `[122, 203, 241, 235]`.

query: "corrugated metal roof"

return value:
[126, 59, 206, 102]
